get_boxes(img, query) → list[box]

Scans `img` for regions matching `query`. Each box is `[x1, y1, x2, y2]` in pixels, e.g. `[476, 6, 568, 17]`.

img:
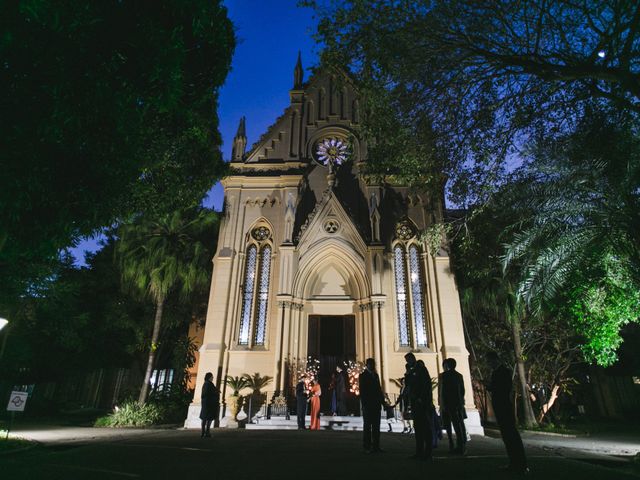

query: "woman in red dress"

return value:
[309, 379, 322, 430]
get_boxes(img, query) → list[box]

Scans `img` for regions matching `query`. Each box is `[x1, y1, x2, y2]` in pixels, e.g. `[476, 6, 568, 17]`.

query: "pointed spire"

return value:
[232, 116, 247, 162]
[293, 51, 303, 89]
[236, 116, 246, 138]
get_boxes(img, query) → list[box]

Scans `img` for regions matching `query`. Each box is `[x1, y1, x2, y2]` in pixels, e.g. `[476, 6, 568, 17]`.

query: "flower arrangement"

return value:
[293, 356, 320, 396]
[272, 394, 287, 408]
[346, 360, 365, 396]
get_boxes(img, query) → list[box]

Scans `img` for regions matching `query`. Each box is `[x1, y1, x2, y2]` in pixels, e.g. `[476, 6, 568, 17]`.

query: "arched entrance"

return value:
[292, 240, 372, 413]
[307, 314, 355, 412]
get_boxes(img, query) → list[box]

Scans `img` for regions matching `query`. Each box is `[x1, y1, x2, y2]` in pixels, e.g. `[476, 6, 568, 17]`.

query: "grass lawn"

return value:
[0, 436, 34, 453]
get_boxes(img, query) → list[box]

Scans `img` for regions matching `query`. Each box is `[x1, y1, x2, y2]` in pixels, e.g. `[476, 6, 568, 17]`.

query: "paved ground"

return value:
[2, 425, 639, 479]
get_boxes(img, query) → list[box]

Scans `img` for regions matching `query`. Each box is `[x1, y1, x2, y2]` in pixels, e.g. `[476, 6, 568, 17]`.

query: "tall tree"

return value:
[451, 191, 539, 427]
[0, 247, 144, 385]
[307, 0, 640, 203]
[503, 110, 640, 366]
[116, 208, 218, 404]
[1, 0, 235, 308]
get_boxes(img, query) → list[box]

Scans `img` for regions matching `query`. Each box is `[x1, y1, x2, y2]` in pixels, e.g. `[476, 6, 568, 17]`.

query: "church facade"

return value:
[185, 57, 483, 433]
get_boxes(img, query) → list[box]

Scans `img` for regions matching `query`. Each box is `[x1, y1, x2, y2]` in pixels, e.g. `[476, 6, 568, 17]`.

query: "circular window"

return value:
[395, 222, 415, 241]
[251, 226, 271, 241]
[324, 219, 340, 234]
[314, 137, 349, 167]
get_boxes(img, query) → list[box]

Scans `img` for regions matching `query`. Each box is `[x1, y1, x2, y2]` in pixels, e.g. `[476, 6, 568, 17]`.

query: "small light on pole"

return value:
[0, 318, 9, 363]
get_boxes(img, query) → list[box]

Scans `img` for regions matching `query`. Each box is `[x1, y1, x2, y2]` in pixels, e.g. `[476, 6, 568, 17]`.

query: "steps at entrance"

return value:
[245, 415, 407, 432]
[244, 414, 484, 435]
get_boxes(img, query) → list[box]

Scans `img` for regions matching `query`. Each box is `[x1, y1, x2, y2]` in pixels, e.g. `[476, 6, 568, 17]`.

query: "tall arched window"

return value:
[393, 245, 411, 347]
[238, 225, 272, 347]
[409, 245, 428, 347]
[392, 221, 429, 348]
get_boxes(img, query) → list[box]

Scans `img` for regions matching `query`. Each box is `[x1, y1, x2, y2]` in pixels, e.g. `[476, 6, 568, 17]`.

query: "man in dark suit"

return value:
[296, 379, 307, 429]
[335, 366, 348, 415]
[487, 351, 528, 474]
[404, 353, 434, 462]
[359, 357, 385, 453]
[439, 358, 467, 454]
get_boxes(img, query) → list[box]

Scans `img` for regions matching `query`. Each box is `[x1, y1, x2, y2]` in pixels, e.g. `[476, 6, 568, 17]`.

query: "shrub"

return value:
[94, 401, 161, 427]
[148, 387, 193, 424]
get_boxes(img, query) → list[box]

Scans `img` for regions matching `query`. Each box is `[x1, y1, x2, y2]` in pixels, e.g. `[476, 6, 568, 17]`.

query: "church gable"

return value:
[296, 189, 368, 261]
[241, 60, 361, 164]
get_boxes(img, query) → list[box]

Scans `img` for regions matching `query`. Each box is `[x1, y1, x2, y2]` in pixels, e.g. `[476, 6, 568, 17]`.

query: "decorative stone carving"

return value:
[324, 219, 340, 234]
[251, 226, 271, 241]
[395, 221, 415, 241]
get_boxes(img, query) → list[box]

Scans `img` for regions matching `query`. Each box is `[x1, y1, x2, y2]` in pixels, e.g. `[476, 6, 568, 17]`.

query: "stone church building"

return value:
[185, 56, 482, 433]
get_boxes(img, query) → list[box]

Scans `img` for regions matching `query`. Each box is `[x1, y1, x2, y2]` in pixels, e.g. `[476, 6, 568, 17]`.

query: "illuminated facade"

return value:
[185, 57, 483, 433]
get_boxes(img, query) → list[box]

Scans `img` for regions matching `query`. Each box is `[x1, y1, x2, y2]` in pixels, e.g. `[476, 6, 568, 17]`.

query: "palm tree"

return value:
[225, 375, 250, 396]
[243, 372, 273, 395]
[502, 111, 640, 315]
[117, 207, 218, 405]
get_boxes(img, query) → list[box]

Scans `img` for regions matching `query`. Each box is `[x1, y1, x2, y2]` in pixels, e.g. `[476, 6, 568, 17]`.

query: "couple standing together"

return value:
[360, 353, 467, 460]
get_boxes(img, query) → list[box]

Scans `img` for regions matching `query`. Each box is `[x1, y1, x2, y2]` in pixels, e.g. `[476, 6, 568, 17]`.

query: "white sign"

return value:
[6, 391, 28, 412]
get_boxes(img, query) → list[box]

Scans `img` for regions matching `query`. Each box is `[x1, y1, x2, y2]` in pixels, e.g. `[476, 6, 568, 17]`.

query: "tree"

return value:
[243, 373, 274, 396]
[503, 110, 640, 366]
[1, 0, 235, 307]
[116, 207, 218, 405]
[0, 246, 144, 385]
[225, 376, 250, 397]
[307, 0, 640, 204]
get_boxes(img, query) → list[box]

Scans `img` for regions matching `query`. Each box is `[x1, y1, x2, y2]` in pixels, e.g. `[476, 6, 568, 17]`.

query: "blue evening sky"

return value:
[70, 0, 320, 265]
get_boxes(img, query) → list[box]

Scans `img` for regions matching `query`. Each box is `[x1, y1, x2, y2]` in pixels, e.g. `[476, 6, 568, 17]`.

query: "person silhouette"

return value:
[404, 353, 434, 462]
[359, 358, 385, 453]
[439, 358, 467, 454]
[335, 365, 348, 415]
[296, 379, 307, 429]
[199, 372, 219, 438]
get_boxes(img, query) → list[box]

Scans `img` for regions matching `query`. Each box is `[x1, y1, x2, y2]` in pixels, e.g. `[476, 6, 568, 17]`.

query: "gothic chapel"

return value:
[185, 56, 483, 433]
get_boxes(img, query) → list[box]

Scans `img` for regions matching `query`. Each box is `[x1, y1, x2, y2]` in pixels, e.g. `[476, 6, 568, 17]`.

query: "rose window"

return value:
[251, 226, 271, 241]
[395, 222, 415, 241]
[315, 138, 348, 167]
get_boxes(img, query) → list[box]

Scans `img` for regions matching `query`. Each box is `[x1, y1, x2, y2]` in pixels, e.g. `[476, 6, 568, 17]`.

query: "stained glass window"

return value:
[238, 245, 257, 345]
[394, 245, 411, 347]
[254, 245, 272, 345]
[409, 245, 428, 347]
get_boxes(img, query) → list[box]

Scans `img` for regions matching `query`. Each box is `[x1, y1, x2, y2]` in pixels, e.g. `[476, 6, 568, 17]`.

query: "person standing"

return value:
[439, 358, 467, 454]
[335, 365, 348, 416]
[404, 353, 434, 461]
[329, 371, 337, 415]
[486, 351, 529, 474]
[395, 370, 413, 434]
[199, 372, 220, 438]
[296, 379, 307, 429]
[309, 378, 322, 430]
[359, 358, 385, 453]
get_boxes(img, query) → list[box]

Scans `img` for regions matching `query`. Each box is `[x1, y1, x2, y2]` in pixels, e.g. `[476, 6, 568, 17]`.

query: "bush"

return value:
[94, 401, 161, 427]
[147, 387, 193, 424]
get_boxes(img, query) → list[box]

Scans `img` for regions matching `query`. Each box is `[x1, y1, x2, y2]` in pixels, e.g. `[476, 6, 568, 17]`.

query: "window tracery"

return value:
[238, 225, 272, 347]
[392, 221, 429, 348]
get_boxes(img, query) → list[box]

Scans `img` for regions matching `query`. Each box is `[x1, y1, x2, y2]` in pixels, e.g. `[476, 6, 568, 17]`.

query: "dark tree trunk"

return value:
[511, 318, 537, 428]
[138, 298, 165, 405]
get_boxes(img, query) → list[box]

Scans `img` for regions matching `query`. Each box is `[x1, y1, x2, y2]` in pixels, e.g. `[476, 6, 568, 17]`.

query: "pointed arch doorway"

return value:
[307, 315, 356, 413]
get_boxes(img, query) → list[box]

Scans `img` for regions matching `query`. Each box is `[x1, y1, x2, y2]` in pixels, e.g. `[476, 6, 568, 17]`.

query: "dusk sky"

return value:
[71, 0, 320, 265]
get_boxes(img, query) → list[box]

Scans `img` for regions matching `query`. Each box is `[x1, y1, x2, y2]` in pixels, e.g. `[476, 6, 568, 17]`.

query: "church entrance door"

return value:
[307, 315, 356, 413]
